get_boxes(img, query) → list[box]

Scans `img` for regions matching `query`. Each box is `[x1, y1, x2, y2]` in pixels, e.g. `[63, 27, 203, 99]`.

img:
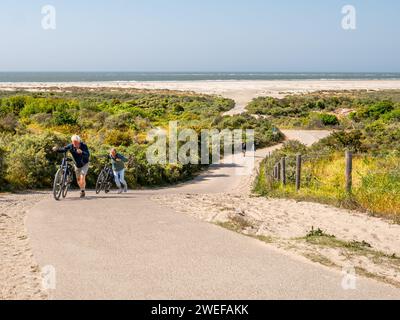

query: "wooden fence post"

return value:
[265, 158, 272, 186]
[265, 160, 268, 182]
[345, 151, 353, 193]
[281, 157, 286, 185]
[296, 154, 302, 192]
[277, 162, 281, 181]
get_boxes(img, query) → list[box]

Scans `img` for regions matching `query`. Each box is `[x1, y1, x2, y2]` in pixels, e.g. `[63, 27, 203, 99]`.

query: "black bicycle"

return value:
[95, 161, 114, 194]
[53, 152, 74, 201]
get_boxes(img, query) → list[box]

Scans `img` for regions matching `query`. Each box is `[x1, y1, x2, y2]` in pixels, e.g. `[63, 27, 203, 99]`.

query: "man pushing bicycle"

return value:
[53, 135, 90, 198]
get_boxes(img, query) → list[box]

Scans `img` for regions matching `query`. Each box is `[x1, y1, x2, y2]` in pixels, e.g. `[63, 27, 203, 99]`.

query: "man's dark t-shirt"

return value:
[57, 143, 90, 168]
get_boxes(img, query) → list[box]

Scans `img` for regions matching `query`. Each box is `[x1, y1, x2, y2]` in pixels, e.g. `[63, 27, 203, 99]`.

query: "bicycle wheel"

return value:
[105, 180, 113, 193]
[62, 170, 73, 198]
[95, 171, 105, 194]
[105, 171, 113, 193]
[53, 169, 65, 201]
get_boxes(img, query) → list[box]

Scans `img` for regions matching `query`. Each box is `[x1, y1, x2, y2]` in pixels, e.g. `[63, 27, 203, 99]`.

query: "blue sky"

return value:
[0, 0, 399, 72]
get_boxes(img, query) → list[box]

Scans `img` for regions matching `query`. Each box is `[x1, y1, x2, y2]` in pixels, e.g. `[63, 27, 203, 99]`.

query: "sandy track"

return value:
[0, 193, 48, 300]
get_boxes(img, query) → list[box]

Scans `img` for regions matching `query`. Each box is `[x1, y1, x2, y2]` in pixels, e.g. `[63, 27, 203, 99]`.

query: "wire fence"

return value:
[265, 151, 400, 193]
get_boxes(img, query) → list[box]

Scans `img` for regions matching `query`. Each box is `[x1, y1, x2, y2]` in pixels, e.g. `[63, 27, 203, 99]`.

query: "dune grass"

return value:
[255, 153, 400, 222]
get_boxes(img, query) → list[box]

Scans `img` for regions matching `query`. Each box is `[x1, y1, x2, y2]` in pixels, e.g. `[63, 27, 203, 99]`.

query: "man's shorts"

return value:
[74, 163, 89, 178]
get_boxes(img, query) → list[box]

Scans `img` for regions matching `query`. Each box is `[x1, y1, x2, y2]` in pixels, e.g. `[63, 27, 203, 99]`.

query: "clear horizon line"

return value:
[1, 71, 400, 74]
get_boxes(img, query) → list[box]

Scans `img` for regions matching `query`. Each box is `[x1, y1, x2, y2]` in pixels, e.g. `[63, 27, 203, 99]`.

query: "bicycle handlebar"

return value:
[54, 151, 74, 163]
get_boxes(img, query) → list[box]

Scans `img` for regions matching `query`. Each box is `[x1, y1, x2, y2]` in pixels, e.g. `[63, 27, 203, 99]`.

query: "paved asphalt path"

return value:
[27, 130, 400, 299]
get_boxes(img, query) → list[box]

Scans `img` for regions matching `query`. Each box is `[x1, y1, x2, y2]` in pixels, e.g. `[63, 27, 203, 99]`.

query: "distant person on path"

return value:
[53, 135, 90, 198]
[242, 142, 247, 157]
[109, 148, 129, 194]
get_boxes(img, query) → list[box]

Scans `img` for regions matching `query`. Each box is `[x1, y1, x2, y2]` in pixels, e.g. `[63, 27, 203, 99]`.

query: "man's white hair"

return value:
[71, 135, 81, 143]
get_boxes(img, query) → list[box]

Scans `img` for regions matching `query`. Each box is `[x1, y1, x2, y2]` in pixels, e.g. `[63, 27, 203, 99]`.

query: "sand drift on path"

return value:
[0, 193, 48, 300]
[154, 193, 400, 287]
[154, 129, 400, 288]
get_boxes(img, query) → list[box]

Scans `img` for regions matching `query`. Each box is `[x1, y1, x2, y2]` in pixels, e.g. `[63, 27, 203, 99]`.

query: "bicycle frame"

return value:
[53, 152, 75, 200]
[101, 164, 114, 187]
[60, 153, 74, 181]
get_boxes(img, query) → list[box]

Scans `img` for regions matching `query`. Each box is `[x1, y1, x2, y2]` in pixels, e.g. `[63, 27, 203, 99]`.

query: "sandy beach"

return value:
[2, 80, 400, 115]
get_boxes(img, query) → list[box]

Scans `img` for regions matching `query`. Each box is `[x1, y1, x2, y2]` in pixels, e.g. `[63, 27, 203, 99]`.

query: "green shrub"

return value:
[173, 105, 185, 114]
[313, 130, 365, 153]
[53, 111, 78, 126]
[319, 114, 339, 126]
[355, 100, 394, 121]
[0, 146, 6, 189]
[104, 130, 134, 147]
[316, 100, 326, 109]
[20, 99, 54, 117]
[4, 133, 65, 189]
[0, 96, 27, 115]
[383, 109, 400, 122]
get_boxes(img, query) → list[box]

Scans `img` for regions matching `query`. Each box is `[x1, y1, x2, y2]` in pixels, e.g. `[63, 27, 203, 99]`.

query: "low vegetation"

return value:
[247, 90, 400, 140]
[253, 90, 400, 221]
[300, 227, 398, 264]
[0, 88, 282, 190]
[216, 217, 273, 244]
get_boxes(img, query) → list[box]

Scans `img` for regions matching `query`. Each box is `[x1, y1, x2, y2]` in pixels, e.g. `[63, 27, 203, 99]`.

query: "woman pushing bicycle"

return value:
[109, 148, 128, 194]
